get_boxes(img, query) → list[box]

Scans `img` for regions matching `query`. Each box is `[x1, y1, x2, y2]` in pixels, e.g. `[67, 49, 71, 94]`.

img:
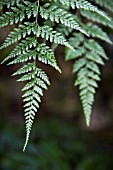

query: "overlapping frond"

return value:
[66, 32, 108, 125]
[64, 0, 112, 125]
[62, 0, 112, 127]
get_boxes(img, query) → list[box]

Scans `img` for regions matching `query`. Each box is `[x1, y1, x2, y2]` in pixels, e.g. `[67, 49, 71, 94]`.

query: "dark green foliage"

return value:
[0, 0, 113, 150]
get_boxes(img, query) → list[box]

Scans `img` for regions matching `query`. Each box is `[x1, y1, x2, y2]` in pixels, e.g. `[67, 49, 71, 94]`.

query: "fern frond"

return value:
[0, 4, 35, 28]
[59, 0, 76, 8]
[66, 46, 86, 61]
[0, 22, 32, 50]
[7, 49, 37, 65]
[87, 61, 100, 75]
[65, 33, 85, 60]
[1, 37, 36, 64]
[20, 65, 50, 151]
[56, 24, 73, 37]
[70, 33, 85, 46]
[7, 40, 60, 150]
[40, 5, 88, 36]
[32, 24, 75, 50]
[52, 24, 73, 50]
[86, 52, 104, 65]
[74, 65, 99, 126]
[12, 63, 34, 76]
[37, 43, 61, 73]
[80, 10, 113, 29]
[1, 0, 21, 9]
[86, 23, 112, 44]
[94, 0, 113, 12]
[84, 40, 108, 60]
[60, 0, 110, 20]
[23, 1, 38, 18]
[75, 0, 110, 20]
[66, 32, 108, 126]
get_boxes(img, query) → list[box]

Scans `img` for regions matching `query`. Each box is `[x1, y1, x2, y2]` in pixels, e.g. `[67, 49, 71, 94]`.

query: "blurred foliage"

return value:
[0, 117, 113, 170]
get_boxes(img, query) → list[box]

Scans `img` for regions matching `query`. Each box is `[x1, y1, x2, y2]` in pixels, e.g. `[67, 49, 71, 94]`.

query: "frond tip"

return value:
[22, 68, 50, 151]
[66, 28, 109, 127]
[85, 113, 91, 127]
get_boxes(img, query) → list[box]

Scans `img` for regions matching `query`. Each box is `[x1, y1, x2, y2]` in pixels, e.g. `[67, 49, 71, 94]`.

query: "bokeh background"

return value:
[1, 12, 113, 170]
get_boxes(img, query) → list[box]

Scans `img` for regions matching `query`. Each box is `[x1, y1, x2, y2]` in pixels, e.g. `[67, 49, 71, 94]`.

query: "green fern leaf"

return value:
[94, 0, 113, 12]
[66, 46, 86, 61]
[40, 5, 88, 36]
[66, 29, 109, 126]
[75, 0, 110, 20]
[86, 23, 112, 44]
[13, 62, 50, 151]
[0, 22, 32, 49]
[32, 24, 75, 50]
[80, 10, 113, 29]
[7, 49, 36, 65]
[84, 40, 108, 60]
[1, 0, 21, 8]
[86, 52, 104, 65]
[12, 63, 34, 76]
[60, 0, 110, 20]
[1, 37, 36, 64]
[37, 43, 61, 73]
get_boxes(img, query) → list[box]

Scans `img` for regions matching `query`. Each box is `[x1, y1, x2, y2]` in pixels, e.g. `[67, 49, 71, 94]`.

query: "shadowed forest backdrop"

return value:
[0, 1, 113, 170]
